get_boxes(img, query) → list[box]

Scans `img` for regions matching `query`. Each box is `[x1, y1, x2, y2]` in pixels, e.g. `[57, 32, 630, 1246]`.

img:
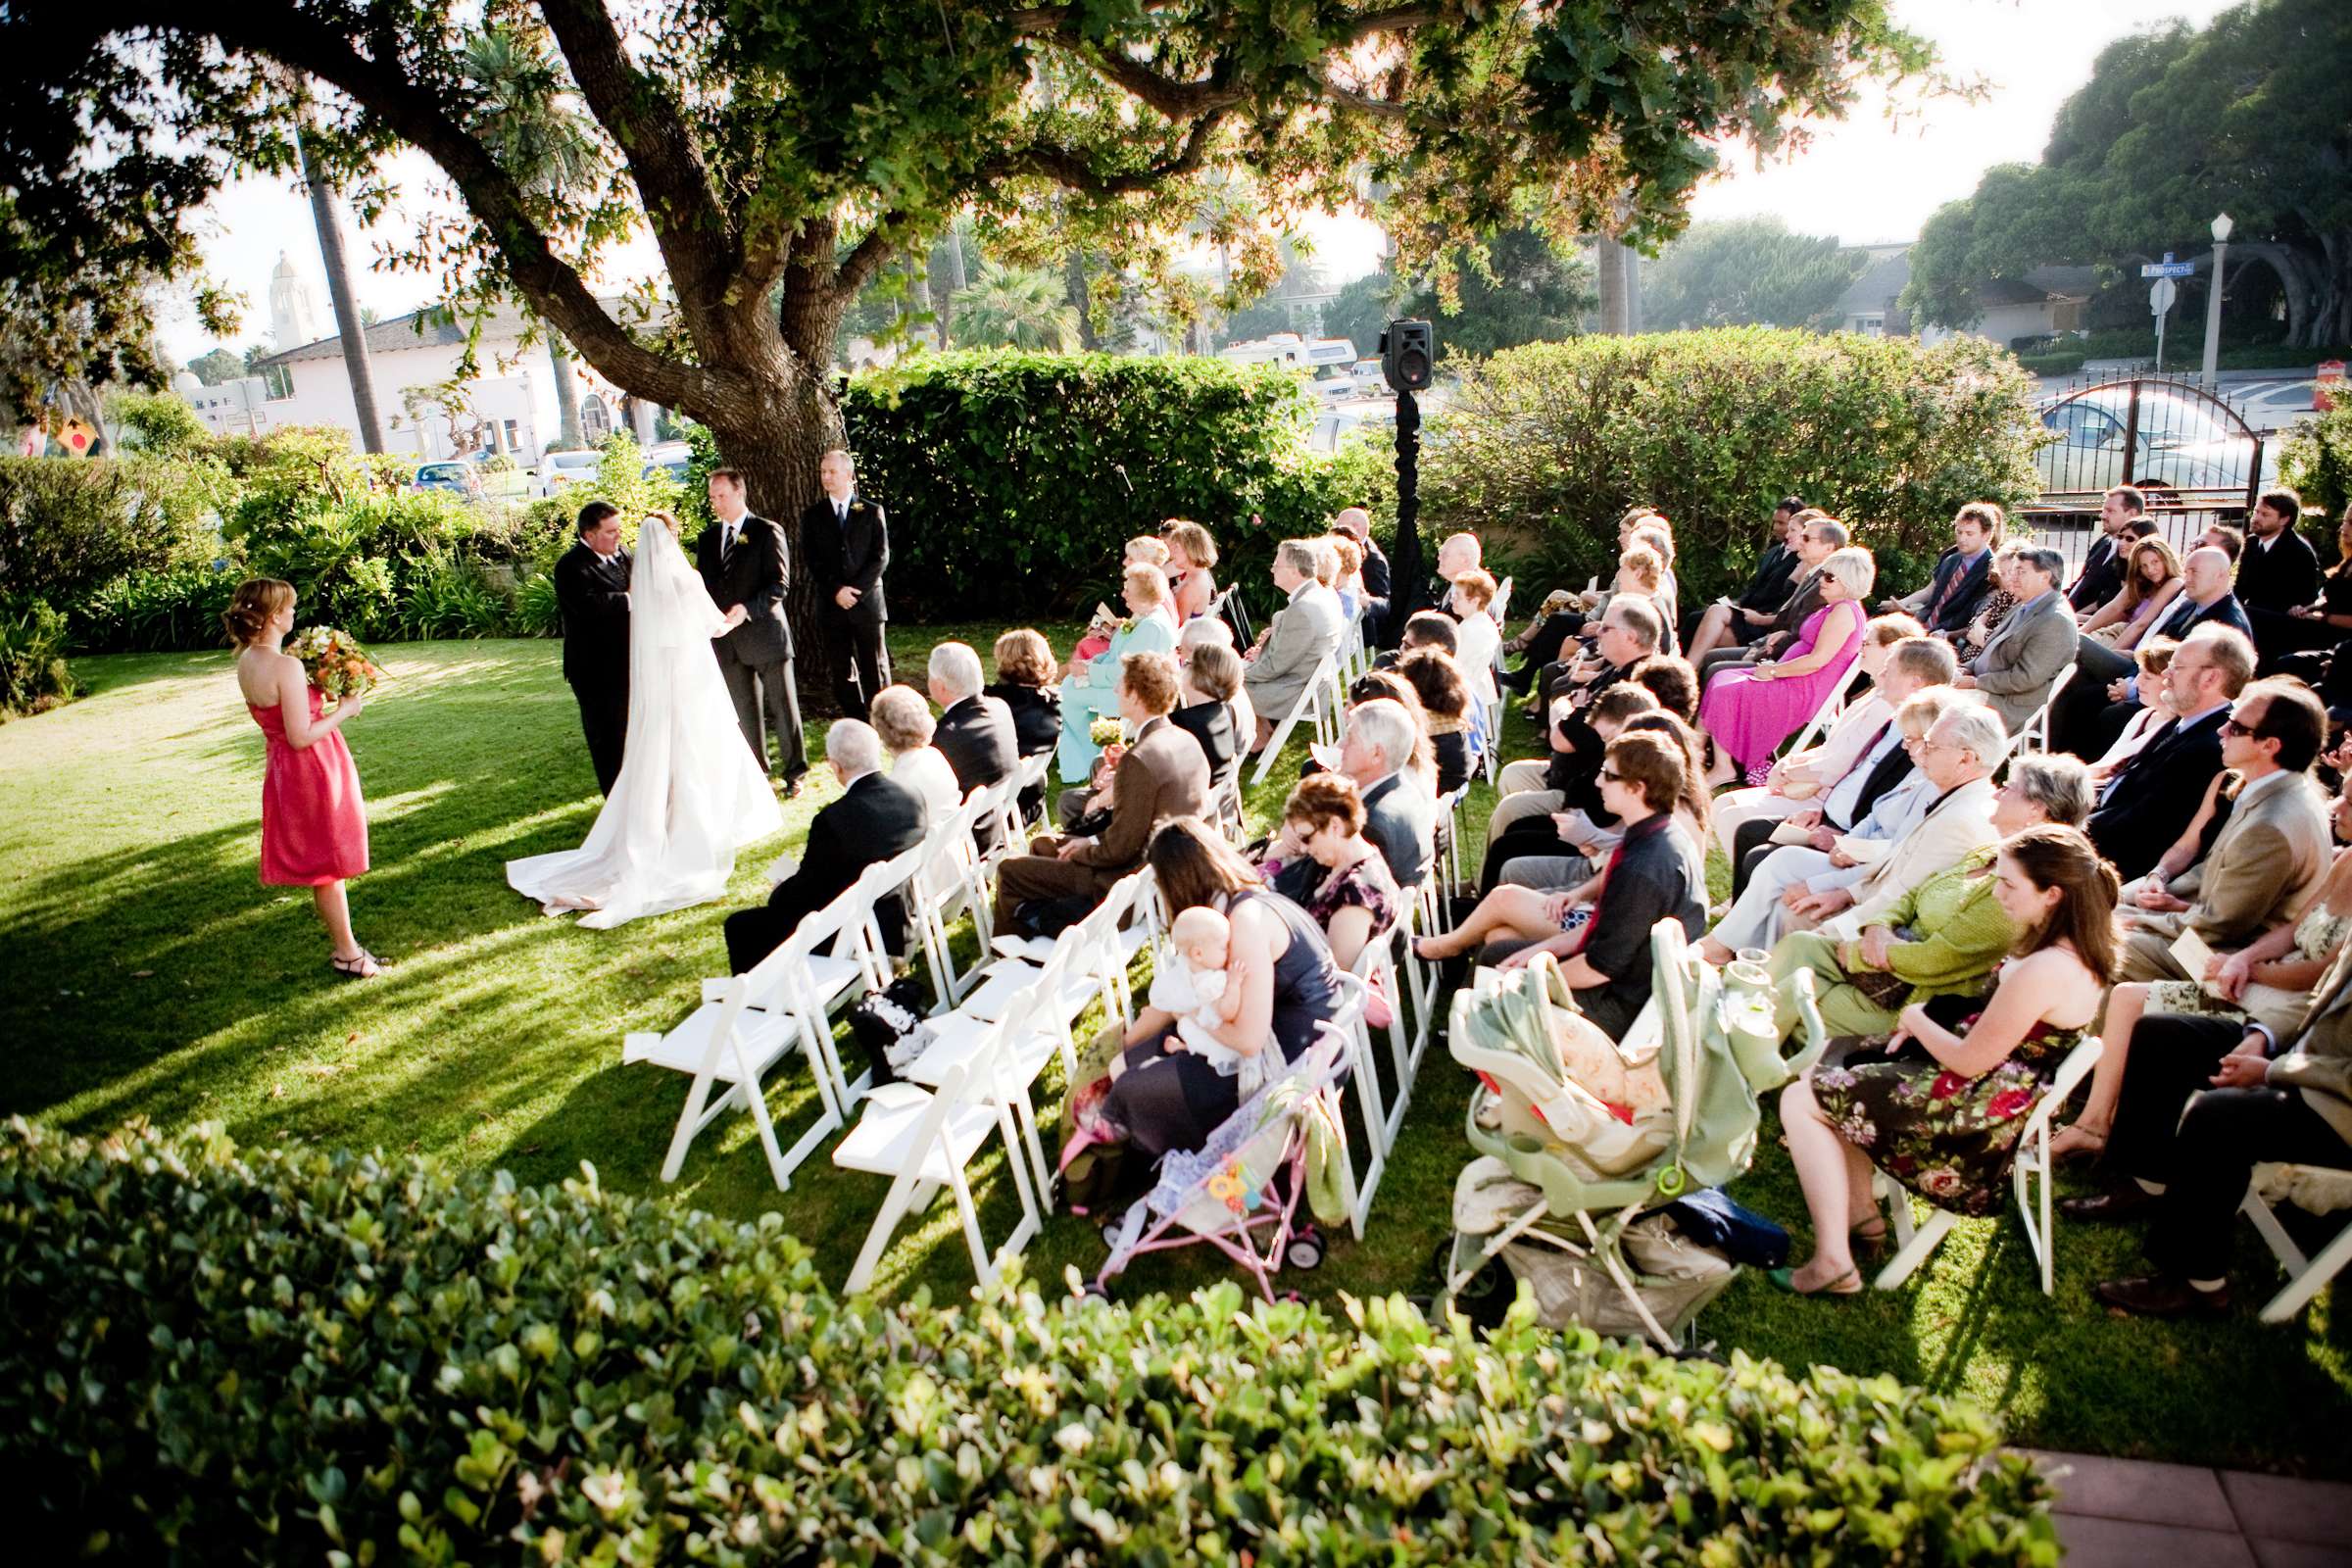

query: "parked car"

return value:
[1309, 402, 1396, 454]
[2034, 384, 2278, 495]
[535, 448, 602, 498]
[412, 461, 483, 499]
[640, 440, 693, 483]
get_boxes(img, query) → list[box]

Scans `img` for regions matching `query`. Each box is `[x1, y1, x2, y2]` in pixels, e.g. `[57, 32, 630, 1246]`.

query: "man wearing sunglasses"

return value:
[2114, 678, 2331, 984]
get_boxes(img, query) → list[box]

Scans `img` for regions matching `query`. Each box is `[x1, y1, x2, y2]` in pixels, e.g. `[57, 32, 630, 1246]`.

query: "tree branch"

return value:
[835, 221, 907, 301]
[1306, 69, 1411, 122]
[991, 107, 1230, 198]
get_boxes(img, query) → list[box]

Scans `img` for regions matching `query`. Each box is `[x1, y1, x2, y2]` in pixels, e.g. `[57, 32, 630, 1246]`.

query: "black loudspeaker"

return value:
[1380, 318, 1435, 392]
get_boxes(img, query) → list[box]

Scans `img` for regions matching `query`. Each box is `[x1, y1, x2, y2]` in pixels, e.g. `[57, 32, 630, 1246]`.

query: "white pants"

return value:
[1711, 845, 1838, 954]
[1710, 786, 1813, 862]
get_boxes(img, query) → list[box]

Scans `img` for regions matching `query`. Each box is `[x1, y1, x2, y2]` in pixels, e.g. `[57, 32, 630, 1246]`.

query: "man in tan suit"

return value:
[2113, 679, 2331, 984]
[994, 652, 1207, 937]
[2069, 935, 2352, 1317]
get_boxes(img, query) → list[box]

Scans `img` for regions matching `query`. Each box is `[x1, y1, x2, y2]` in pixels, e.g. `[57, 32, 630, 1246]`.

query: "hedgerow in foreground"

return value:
[0, 1119, 2055, 1564]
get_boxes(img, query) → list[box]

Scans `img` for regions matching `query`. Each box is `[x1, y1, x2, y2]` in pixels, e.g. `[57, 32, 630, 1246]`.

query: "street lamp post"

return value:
[2201, 212, 2232, 388]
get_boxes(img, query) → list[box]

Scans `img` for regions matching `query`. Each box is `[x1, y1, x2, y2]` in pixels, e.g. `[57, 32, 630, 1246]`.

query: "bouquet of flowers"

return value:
[1090, 716, 1125, 748]
[286, 626, 384, 708]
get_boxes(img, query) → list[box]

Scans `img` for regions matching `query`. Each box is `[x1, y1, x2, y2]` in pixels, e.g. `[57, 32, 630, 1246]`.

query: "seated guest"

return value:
[1774, 825, 2114, 1296]
[1172, 641, 1245, 809]
[1396, 647, 1478, 796]
[2262, 502, 2352, 674]
[1629, 522, 1681, 638]
[1478, 684, 1660, 894]
[2082, 624, 2249, 881]
[1488, 597, 1664, 844]
[1807, 702, 2009, 944]
[2077, 535, 2183, 652]
[2087, 639, 2180, 778]
[1243, 538, 1348, 753]
[1316, 697, 1436, 890]
[1881, 502, 2001, 638]
[996, 652, 1207, 937]
[1685, 496, 1806, 661]
[1057, 563, 1180, 783]
[987, 627, 1060, 821]
[1493, 710, 1714, 895]
[2237, 487, 2323, 660]
[1694, 515, 1846, 692]
[1327, 533, 1366, 622]
[870, 683, 961, 822]
[1085, 819, 1343, 1166]
[1700, 545, 1874, 785]
[1375, 608, 1458, 673]
[1711, 618, 1936, 861]
[1413, 730, 1706, 1039]
[1592, 545, 1677, 659]
[2053, 545, 2252, 758]
[1942, 544, 2022, 660]
[1701, 689, 1967, 958]
[1072, 538, 1172, 663]
[1950, 544, 2078, 734]
[722, 720, 926, 972]
[1330, 507, 1392, 630]
[1259, 773, 1403, 974]
[2202, 522, 2245, 562]
[1765, 754, 2092, 1043]
[926, 642, 1017, 847]
[2055, 771, 2352, 1165]
[2114, 678, 2332, 984]
[1447, 568, 1502, 709]
[1161, 518, 1220, 623]
[2065, 486, 2151, 613]
[1178, 613, 1255, 739]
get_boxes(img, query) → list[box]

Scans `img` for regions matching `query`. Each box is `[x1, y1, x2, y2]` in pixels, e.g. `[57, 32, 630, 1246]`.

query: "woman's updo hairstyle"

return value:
[223, 578, 294, 648]
[2000, 824, 2120, 979]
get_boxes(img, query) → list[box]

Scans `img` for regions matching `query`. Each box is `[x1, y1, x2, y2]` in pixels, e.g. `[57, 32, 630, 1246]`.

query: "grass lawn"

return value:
[4, 632, 2347, 1477]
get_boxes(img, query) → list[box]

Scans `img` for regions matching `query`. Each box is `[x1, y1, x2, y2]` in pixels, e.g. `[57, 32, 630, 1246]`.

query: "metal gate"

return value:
[2020, 374, 2276, 571]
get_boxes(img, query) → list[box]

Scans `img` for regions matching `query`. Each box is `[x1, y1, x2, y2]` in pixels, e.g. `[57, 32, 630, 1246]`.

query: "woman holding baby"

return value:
[1088, 818, 1344, 1164]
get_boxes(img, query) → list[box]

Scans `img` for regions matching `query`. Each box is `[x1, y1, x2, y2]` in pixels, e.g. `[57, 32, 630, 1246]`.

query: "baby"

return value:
[1148, 906, 1260, 1092]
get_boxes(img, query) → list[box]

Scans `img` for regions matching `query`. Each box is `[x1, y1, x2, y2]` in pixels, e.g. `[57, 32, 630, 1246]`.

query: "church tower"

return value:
[269, 252, 323, 352]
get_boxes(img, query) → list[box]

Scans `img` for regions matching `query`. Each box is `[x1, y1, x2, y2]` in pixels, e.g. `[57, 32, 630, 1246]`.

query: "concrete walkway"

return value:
[2024, 1449, 2352, 1566]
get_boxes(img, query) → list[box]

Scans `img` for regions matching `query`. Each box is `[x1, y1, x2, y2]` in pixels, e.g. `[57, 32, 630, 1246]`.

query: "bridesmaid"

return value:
[225, 578, 378, 978]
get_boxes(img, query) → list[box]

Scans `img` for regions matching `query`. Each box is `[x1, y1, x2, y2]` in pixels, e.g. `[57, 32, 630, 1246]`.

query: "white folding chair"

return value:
[1780, 656, 1867, 760]
[2240, 1162, 2352, 1324]
[1321, 969, 1383, 1239]
[1006, 752, 1052, 834]
[1250, 647, 1344, 785]
[2007, 658, 2078, 757]
[1873, 1035, 2103, 1295]
[835, 994, 1045, 1295]
[629, 875, 882, 1191]
[1346, 934, 1414, 1151]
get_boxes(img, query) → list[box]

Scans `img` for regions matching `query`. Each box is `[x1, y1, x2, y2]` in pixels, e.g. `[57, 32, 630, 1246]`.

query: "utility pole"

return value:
[2201, 213, 2233, 389]
[297, 128, 385, 454]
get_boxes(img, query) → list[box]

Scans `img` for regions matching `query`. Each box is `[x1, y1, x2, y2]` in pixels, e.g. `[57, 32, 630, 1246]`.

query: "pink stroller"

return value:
[1083, 1028, 1349, 1303]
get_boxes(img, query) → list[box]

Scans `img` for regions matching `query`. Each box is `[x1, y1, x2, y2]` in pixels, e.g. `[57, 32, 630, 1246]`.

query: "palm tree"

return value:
[950, 261, 1080, 351]
[462, 26, 608, 449]
[296, 128, 386, 453]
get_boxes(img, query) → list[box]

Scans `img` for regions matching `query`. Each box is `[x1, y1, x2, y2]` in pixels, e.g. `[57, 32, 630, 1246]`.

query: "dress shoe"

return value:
[778, 775, 805, 800]
[2092, 1274, 2230, 1319]
[2059, 1185, 2159, 1225]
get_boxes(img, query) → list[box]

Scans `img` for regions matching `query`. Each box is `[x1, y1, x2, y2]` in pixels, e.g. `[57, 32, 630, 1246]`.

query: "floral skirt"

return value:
[1809, 1044, 2056, 1217]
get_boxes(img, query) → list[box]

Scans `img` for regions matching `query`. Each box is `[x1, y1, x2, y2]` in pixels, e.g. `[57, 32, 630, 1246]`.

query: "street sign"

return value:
[2141, 251, 2196, 279]
[2149, 277, 2179, 316]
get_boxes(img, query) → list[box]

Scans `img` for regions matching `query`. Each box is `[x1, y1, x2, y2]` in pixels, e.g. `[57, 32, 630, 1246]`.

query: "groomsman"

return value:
[802, 447, 891, 717]
[554, 500, 631, 794]
[699, 466, 808, 796]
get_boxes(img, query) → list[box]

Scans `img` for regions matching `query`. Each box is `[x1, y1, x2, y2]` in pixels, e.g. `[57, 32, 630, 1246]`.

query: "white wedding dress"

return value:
[506, 520, 783, 927]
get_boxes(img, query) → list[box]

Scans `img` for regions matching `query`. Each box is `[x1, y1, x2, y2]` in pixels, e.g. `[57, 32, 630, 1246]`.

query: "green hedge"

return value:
[841, 351, 1356, 619]
[0, 455, 230, 606]
[0, 1119, 2056, 1565]
[2282, 402, 2352, 520]
[0, 597, 74, 716]
[1420, 327, 2046, 602]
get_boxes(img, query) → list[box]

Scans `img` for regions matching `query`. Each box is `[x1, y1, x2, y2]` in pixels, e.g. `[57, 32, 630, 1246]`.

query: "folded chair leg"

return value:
[1873, 1209, 1957, 1290]
[2260, 1216, 2352, 1324]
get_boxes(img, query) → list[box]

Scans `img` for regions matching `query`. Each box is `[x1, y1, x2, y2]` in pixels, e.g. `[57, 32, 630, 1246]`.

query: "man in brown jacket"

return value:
[993, 651, 1207, 937]
[2070, 936, 2352, 1317]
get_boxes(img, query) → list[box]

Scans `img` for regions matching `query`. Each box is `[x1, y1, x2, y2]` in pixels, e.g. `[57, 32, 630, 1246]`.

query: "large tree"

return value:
[1402, 225, 1595, 355]
[1903, 0, 2352, 346]
[1642, 217, 1864, 331]
[2, 0, 1936, 692]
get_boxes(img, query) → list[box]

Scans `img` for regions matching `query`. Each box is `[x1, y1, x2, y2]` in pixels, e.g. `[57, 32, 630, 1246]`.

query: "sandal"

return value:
[1849, 1220, 1889, 1257]
[329, 952, 381, 980]
[1766, 1263, 1863, 1297]
[2048, 1123, 2108, 1164]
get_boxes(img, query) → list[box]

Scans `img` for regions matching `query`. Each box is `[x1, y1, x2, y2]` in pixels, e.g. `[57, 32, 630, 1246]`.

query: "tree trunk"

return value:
[548, 337, 586, 449]
[1594, 235, 1629, 335]
[298, 129, 386, 454]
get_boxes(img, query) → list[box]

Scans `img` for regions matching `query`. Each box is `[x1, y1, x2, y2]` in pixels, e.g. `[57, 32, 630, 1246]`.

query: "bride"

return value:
[507, 511, 782, 927]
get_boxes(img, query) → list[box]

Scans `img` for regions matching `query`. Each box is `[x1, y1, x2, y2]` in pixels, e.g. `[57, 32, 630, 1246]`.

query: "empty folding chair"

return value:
[2240, 1161, 2352, 1325]
[908, 796, 988, 1008]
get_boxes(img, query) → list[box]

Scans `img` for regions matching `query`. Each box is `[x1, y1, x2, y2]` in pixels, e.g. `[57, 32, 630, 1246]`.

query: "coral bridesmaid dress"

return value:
[250, 688, 369, 885]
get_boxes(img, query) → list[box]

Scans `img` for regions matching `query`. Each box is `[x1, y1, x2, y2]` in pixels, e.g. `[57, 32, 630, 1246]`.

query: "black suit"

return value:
[1913, 547, 1995, 636]
[698, 513, 807, 780]
[554, 541, 631, 794]
[986, 680, 1060, 821]
[2083, 708, 2229, 881]
[723, 772, 927, 973]
[2067, 533, 2125, 612]
[2239, 527, 2326, 660]
[801, 492, 892, 717]
[935, 693, 1018, 849]
[1355, 534, 1392, 631]
[1171, 697, 1241, 806]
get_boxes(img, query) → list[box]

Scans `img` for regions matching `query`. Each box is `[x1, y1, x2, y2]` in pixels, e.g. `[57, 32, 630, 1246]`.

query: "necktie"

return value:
[1844, 724, 1908, 826]
[1928, 557, 1968, 625]
[2159, 598, 2195, 639]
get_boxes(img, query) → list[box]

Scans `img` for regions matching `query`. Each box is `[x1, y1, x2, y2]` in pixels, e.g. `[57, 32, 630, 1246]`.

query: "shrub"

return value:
[2281, 402, 2352, 520]
[105, 391, 214, 458]
[2015, 350, 2087, 376]
[840, 351, 1356, 618]
[0, 597, 75, 715]
[1418, 327, 2045, 602]
[222, 426, 418, 543]
[394, 548, 514, 640]
[0, 456, 227, 605]
[69, 564, 242, 653]
[1, 1119, 2056, 1566]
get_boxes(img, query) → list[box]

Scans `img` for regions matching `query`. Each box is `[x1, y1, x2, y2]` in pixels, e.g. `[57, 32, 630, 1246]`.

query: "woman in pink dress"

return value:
[1700, 546, 1875, 784]
[226, 578, 378, 978]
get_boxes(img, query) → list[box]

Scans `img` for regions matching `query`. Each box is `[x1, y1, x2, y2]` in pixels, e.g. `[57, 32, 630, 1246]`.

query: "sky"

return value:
[157, 0, 2241, 364]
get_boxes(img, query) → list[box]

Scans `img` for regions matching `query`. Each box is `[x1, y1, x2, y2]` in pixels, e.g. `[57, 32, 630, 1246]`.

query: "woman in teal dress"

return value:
[1057, 563, 1180, 782]
[1774, 825, 2117, 1296]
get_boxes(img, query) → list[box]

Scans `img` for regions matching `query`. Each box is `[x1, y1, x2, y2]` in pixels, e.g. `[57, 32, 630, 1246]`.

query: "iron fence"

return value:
[2022, 372, 2278, 571]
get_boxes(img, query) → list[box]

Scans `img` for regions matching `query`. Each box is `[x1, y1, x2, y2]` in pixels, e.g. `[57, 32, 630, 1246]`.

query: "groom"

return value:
[699, 466, 808, 796]
[554, 500, 630, 794]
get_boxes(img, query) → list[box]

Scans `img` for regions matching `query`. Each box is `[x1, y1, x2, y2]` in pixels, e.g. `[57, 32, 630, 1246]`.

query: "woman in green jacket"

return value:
[1765, 753, 2093, 1040]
